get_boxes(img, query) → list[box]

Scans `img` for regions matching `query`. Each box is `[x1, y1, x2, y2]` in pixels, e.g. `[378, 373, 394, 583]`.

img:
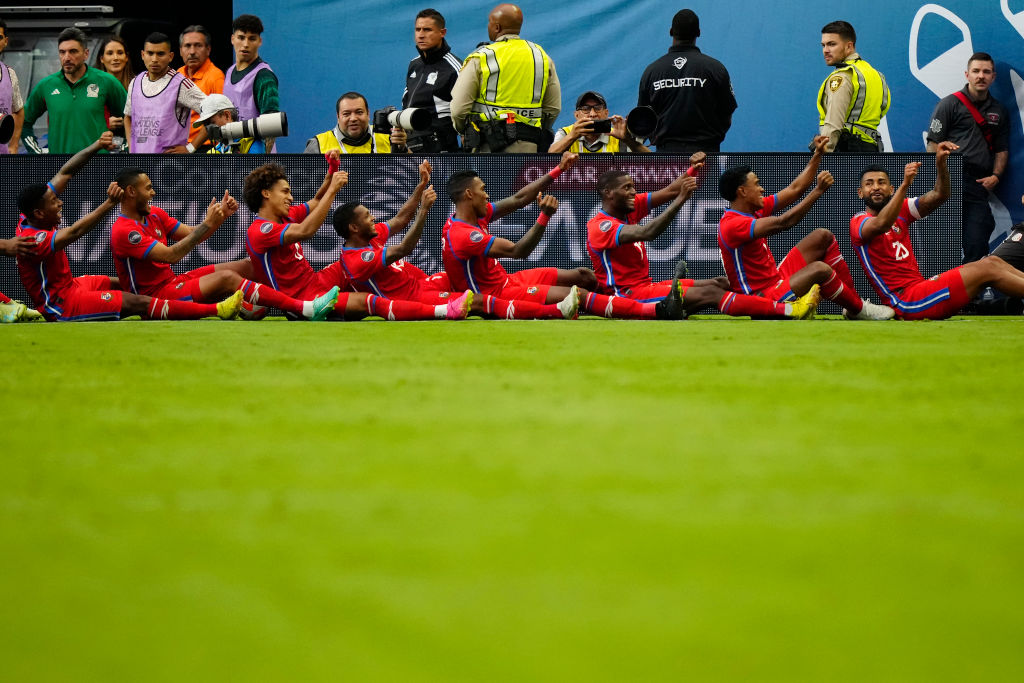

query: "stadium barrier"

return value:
[1, 153, 963, 314]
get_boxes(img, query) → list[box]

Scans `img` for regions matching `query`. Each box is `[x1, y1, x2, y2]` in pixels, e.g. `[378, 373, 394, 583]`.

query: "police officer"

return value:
[450, 3, 561, 153]
[817, 20, 890, 153]
[637, 9, 736, 155]
[402, 8, 461, 153]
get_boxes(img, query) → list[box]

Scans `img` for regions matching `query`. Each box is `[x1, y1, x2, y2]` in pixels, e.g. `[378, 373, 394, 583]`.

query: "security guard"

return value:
[450, 3, 561, 152]
[817, 20, 890, 152]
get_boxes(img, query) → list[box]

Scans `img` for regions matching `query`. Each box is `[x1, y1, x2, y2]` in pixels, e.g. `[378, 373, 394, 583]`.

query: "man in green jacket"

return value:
[21, 27, 127, 154]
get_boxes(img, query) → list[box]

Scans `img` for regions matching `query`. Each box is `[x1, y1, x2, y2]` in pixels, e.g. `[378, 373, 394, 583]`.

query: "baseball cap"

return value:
[193, 93, 237, 127]
[671, 9, 700, 40]
[575, 91, 607, 109]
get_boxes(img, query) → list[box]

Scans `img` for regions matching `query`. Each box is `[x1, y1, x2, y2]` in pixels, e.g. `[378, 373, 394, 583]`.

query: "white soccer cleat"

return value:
[845, 299, 896, 321]
[557, 285, 580, 320]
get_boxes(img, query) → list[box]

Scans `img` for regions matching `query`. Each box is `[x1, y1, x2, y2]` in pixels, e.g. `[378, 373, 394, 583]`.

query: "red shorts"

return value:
[151, 264, 217, 301]
[498, 267, 559, 302]
[892, 269, 970, 321]
[757, 247, 808, 302]
[421, 272, 451, 291]
[50, 275, 122, 322]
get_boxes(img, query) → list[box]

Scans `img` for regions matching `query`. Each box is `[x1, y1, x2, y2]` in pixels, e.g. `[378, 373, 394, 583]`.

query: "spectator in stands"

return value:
[402, 8, 461, 153]
[638, 9, 736, 154]
[177, 25, 224, 148]
[304, 92, 409, 154]
[191, 93, 264, 154]
[0, 18, 25, 153]
[21, 27, 127, 154]
[94, 36, 134, 150]
[224, 14, 280, 151]
[124, 32, 206, 153]
[549, 91, 650, 154]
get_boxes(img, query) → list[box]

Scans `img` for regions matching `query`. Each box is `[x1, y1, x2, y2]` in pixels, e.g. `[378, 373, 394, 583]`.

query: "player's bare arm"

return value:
[388, 160, 432, 233]
[916, 141, 957, 219]
[752, 170, 833, 239]
[488, 193, 558, 259]
[146, 196, 229, 264]
[492, 152, 578, 219]
[619, 175, 696, 243]
[859, 163, 920, 241]
[775, 136, 829, 209]
[308, 153, 342, 211]
[283, 171, 348, 245]
[50, 132, 117, 194]
[1, 236, 35, 258]
[53, 182, 124, 251]
[650, 151, 705, 207]
[386, 185, 436, 265]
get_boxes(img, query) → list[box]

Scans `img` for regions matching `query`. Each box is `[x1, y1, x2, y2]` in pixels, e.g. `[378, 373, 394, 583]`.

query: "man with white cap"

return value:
[192, 93, 264, 154]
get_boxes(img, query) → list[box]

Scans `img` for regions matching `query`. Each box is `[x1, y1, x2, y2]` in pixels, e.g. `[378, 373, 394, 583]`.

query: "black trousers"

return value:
[962, 179, 996, 264]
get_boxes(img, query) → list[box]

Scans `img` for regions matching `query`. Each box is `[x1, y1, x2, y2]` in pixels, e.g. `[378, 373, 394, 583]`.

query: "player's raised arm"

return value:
[618, 175, 696, 244]
[916, 141, 956, 218]
[308, 151, 342, 211]
[49, 132, 116, 195]
[775, 135, 828, 210]
[283, 171, 348, 245]
[492, 152, 578, 220]
[487, 192, 558, 259]
[752, 170, 833, 239]
[858, 163, 920, 241]
[388, 160, 432, 234]
[386, 185, 436, 265]
[145, 196, 229, 264]
[53, 181, 123, 251]
[650, 151, 705, 208]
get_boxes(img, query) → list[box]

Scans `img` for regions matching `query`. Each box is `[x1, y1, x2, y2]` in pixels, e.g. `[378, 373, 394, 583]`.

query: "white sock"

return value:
[302, 301, 313, 318]
[434, 304, 446, 319]
[784, 303, 793, 316]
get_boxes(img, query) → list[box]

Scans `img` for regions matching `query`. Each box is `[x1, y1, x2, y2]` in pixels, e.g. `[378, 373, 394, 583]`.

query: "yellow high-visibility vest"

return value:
[557, 126, 621, 153]
[465, 38, 551, 128]
[817, 57, 890, 145]
[315, 129, 391, 154]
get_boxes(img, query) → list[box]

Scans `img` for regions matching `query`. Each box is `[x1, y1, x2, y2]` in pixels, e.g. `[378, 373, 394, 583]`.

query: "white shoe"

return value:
[557, 285, 580, 320]
[845, 299, 896, 320]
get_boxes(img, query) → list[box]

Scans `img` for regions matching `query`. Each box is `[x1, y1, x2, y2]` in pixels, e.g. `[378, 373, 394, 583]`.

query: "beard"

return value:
[863, 193, 892, 212]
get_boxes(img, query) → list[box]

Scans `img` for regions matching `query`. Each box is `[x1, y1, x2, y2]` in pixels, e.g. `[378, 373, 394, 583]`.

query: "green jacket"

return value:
[22, 66, 127, 153]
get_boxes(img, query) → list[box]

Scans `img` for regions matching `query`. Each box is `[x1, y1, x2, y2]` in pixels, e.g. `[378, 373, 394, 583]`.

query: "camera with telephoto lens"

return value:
[373, 106, 431, 134]
[207, 112, 288, 142]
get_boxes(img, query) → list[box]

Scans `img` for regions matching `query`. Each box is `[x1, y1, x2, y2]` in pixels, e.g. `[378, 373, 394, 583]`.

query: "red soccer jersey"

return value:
[245, 203, 320, 296]
[850, 197, 925, 306]
[340, 222, 423, 299]
[586, 193, 652, 294]
[15, 213, 74, 317]
[718, 194, 780, 294]
[442, 203, 509, 294]
[109, 206, 182, 295]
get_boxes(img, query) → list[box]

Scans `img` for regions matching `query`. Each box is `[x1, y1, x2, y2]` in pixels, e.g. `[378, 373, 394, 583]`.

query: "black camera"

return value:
[589, 118, 613, 135]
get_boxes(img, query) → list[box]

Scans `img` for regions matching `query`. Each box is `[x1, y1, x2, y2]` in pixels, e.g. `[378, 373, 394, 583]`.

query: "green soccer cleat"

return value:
[0, 302, 27, 323]
[216, 290, 244, 320]
[790, 284, 821, 320]
[311, 286, 340, 321]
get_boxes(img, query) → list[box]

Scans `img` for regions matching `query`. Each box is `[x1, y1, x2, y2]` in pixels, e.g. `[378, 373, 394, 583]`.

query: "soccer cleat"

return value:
[311, 286, 340, 321]
[790, 284, 821, 320]
[656, 265, 686, 320]
[673, 257, 690, 282]
[216, 290, 244, 320]
[0, 302, 27, 323]
[557, 285, 580, 319]
[446, 290, 473, 320]
[19, 305, 44, 322]
[844, 298, 896, 321]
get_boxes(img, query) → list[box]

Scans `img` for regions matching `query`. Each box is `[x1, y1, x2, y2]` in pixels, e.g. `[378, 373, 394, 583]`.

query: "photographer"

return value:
[402, 8, 461, 153]
[191, 94, 264, 154]
[304, 92, 409, 154]
[548, 92, 650, 154]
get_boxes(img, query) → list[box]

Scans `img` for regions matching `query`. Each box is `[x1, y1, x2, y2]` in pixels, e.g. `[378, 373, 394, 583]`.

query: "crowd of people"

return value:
[2, 5, 1023, 323]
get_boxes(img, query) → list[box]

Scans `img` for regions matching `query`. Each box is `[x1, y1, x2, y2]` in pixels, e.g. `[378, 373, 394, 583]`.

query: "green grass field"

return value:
[2, 316, 1022, 682]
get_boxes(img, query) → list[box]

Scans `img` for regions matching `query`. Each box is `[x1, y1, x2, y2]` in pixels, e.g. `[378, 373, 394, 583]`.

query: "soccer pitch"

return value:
[2, 316, 1022, 681]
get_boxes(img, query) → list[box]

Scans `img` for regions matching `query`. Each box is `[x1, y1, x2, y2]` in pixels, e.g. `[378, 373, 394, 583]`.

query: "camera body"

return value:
[588, 118, 613, 135]
[373, 106, 431, 134]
